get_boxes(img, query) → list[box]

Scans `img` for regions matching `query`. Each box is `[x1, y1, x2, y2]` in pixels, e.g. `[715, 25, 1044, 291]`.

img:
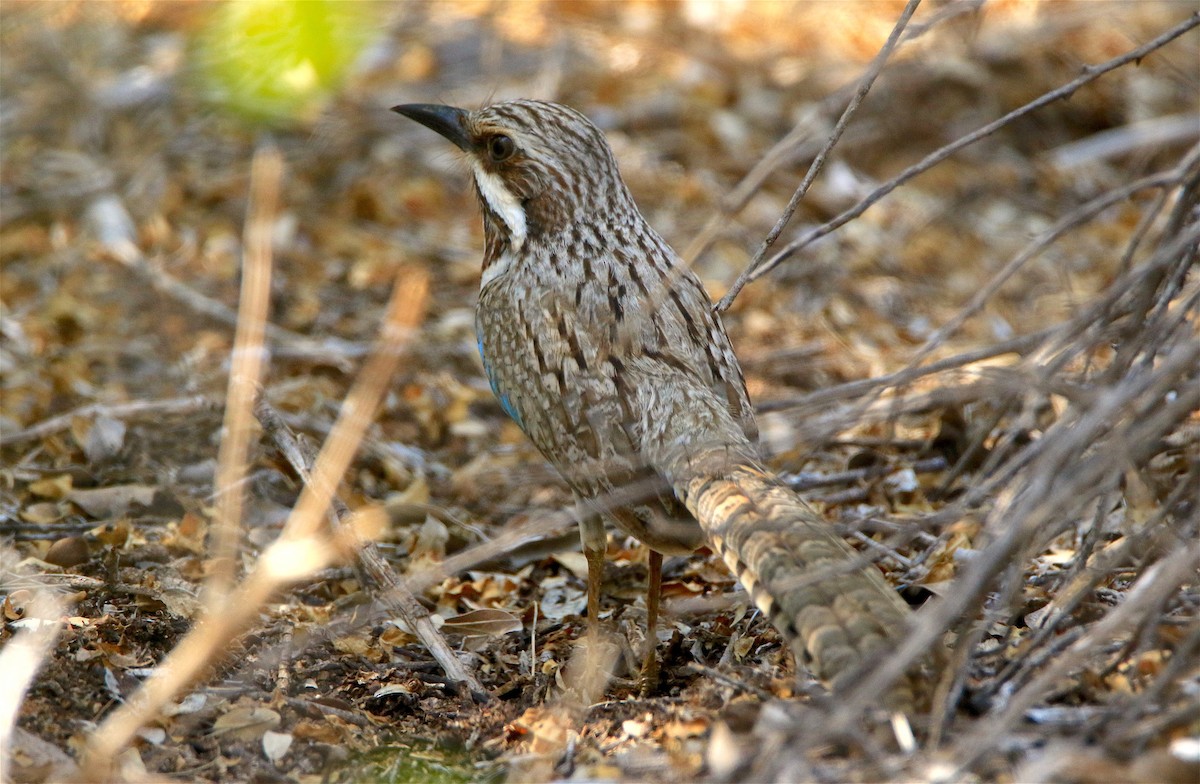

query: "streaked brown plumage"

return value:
[394, 99, 915, 708]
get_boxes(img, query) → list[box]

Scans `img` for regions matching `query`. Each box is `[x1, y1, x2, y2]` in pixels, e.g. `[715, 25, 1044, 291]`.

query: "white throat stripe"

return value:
[472, 163, 527, 252]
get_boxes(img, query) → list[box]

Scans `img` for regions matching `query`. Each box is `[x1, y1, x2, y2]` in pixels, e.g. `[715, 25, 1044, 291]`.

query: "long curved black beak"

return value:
[392, 104, 472, 152]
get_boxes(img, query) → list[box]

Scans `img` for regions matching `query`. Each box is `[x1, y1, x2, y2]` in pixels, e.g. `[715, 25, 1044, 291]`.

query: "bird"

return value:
[393, 99, 915, 708]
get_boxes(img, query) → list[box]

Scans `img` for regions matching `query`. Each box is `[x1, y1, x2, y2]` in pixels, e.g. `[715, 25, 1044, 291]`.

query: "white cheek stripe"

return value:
[471, 163, 527, 252]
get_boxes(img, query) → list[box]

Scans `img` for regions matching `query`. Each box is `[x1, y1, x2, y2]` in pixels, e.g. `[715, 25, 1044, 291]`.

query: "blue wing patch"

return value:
[479, 337, 524, 428]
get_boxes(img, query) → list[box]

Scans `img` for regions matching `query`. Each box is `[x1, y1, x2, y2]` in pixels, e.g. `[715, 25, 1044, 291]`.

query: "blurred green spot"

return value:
[196, 0, 377, 123]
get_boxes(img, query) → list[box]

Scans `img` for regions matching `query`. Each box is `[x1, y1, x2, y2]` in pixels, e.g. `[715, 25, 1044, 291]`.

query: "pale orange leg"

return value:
[640, 549, 663, 695]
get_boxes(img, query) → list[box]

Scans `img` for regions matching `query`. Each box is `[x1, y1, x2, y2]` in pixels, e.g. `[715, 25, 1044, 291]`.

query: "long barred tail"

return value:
[680, 462, 916, 711]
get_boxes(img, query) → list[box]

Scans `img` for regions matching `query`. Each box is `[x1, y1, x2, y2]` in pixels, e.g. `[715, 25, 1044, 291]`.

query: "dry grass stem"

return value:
[206, 143, 281, 603]
[0, 580, 69, 781]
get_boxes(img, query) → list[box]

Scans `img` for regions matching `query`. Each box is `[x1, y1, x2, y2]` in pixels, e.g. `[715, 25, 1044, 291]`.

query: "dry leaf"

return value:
[163, 693, 207, 717]
[551, 551, 589, 581]
[262, 730, 293, 763]
[371, 683, 416, 698]
[333, 631, 379, 659]
[538, 576, 587, 621]
[346, 505, 387, 541]
[3, 589, 33, 620]
[28, 474, 73, 499]
[163, 512, 207, 555]
[21, 502, 65, 524]
[409, 514, 448, 567]
[622, 716, 652, 739]
[732, 634, 756, 661]
[211, 706, 281, 741]
[507, 706, 573, 755]
[90, 520, 130, 547]
[663, 715, 710, 741]
[77, 413, 127, 463]
[291, 719, 345, 744]
[441, 608, 523, 638]
[44, 536, 90, 568]
[67, 485, 154, 518]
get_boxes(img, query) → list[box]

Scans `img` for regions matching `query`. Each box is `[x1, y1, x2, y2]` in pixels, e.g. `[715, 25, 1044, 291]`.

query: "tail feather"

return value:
[681, 462, 915, 710]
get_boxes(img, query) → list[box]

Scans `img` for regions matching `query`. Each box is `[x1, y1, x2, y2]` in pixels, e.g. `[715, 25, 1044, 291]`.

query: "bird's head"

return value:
[392, 100, 635, 251]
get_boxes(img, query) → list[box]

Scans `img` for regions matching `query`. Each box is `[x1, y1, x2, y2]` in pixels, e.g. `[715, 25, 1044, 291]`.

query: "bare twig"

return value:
[909, 150, 1200, 367]
[1046, 113, 1200, 170]
[0, 567, 70, 781]
[400, 508, 577, 596]
[256, 398, 489, 700]
[206, 143, 280, 602]
[757, 328, 1054, 414]
[1, 395, 222, 445]
[1097, 620, 1200, 743]
[715, 0, 923, 312]
[271, 407, 451, 478]
[823, 337, 1200, 734]
[723, 11, 1200, 301]
[980, 470, 1197, 706]
[254, 400, 349, 530]
[680, 112, 826, 267]
[783, 456, 948, 492]
[949, 543, 1200, 775]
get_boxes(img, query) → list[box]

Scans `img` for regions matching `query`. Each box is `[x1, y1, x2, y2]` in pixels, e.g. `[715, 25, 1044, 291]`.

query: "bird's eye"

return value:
[488, 135, 516, 162]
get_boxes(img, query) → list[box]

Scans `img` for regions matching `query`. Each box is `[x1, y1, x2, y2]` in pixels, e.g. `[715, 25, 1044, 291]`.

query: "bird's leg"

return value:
[579, 515, 608, 641]
[558, 514, 622, 704]
[639, 549, 663, 695]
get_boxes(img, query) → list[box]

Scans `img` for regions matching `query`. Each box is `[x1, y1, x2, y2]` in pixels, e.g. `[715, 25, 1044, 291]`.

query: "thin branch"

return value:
[255, 397, 490, 702]
[782, 456, 948, 492]
[206, 142, 280, 603]
[949, 543, 1200, 774]
[1, 395, 223, 445]
[757, 327, 1053, 414]
[715, 0, 923, 312]
[1045, 112, 1199, 170]
[723, 11, 1200, 302]
[0, 571, 69, 778]
[824, 339, 1200, 733]
[909, 155, 1197, 367]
